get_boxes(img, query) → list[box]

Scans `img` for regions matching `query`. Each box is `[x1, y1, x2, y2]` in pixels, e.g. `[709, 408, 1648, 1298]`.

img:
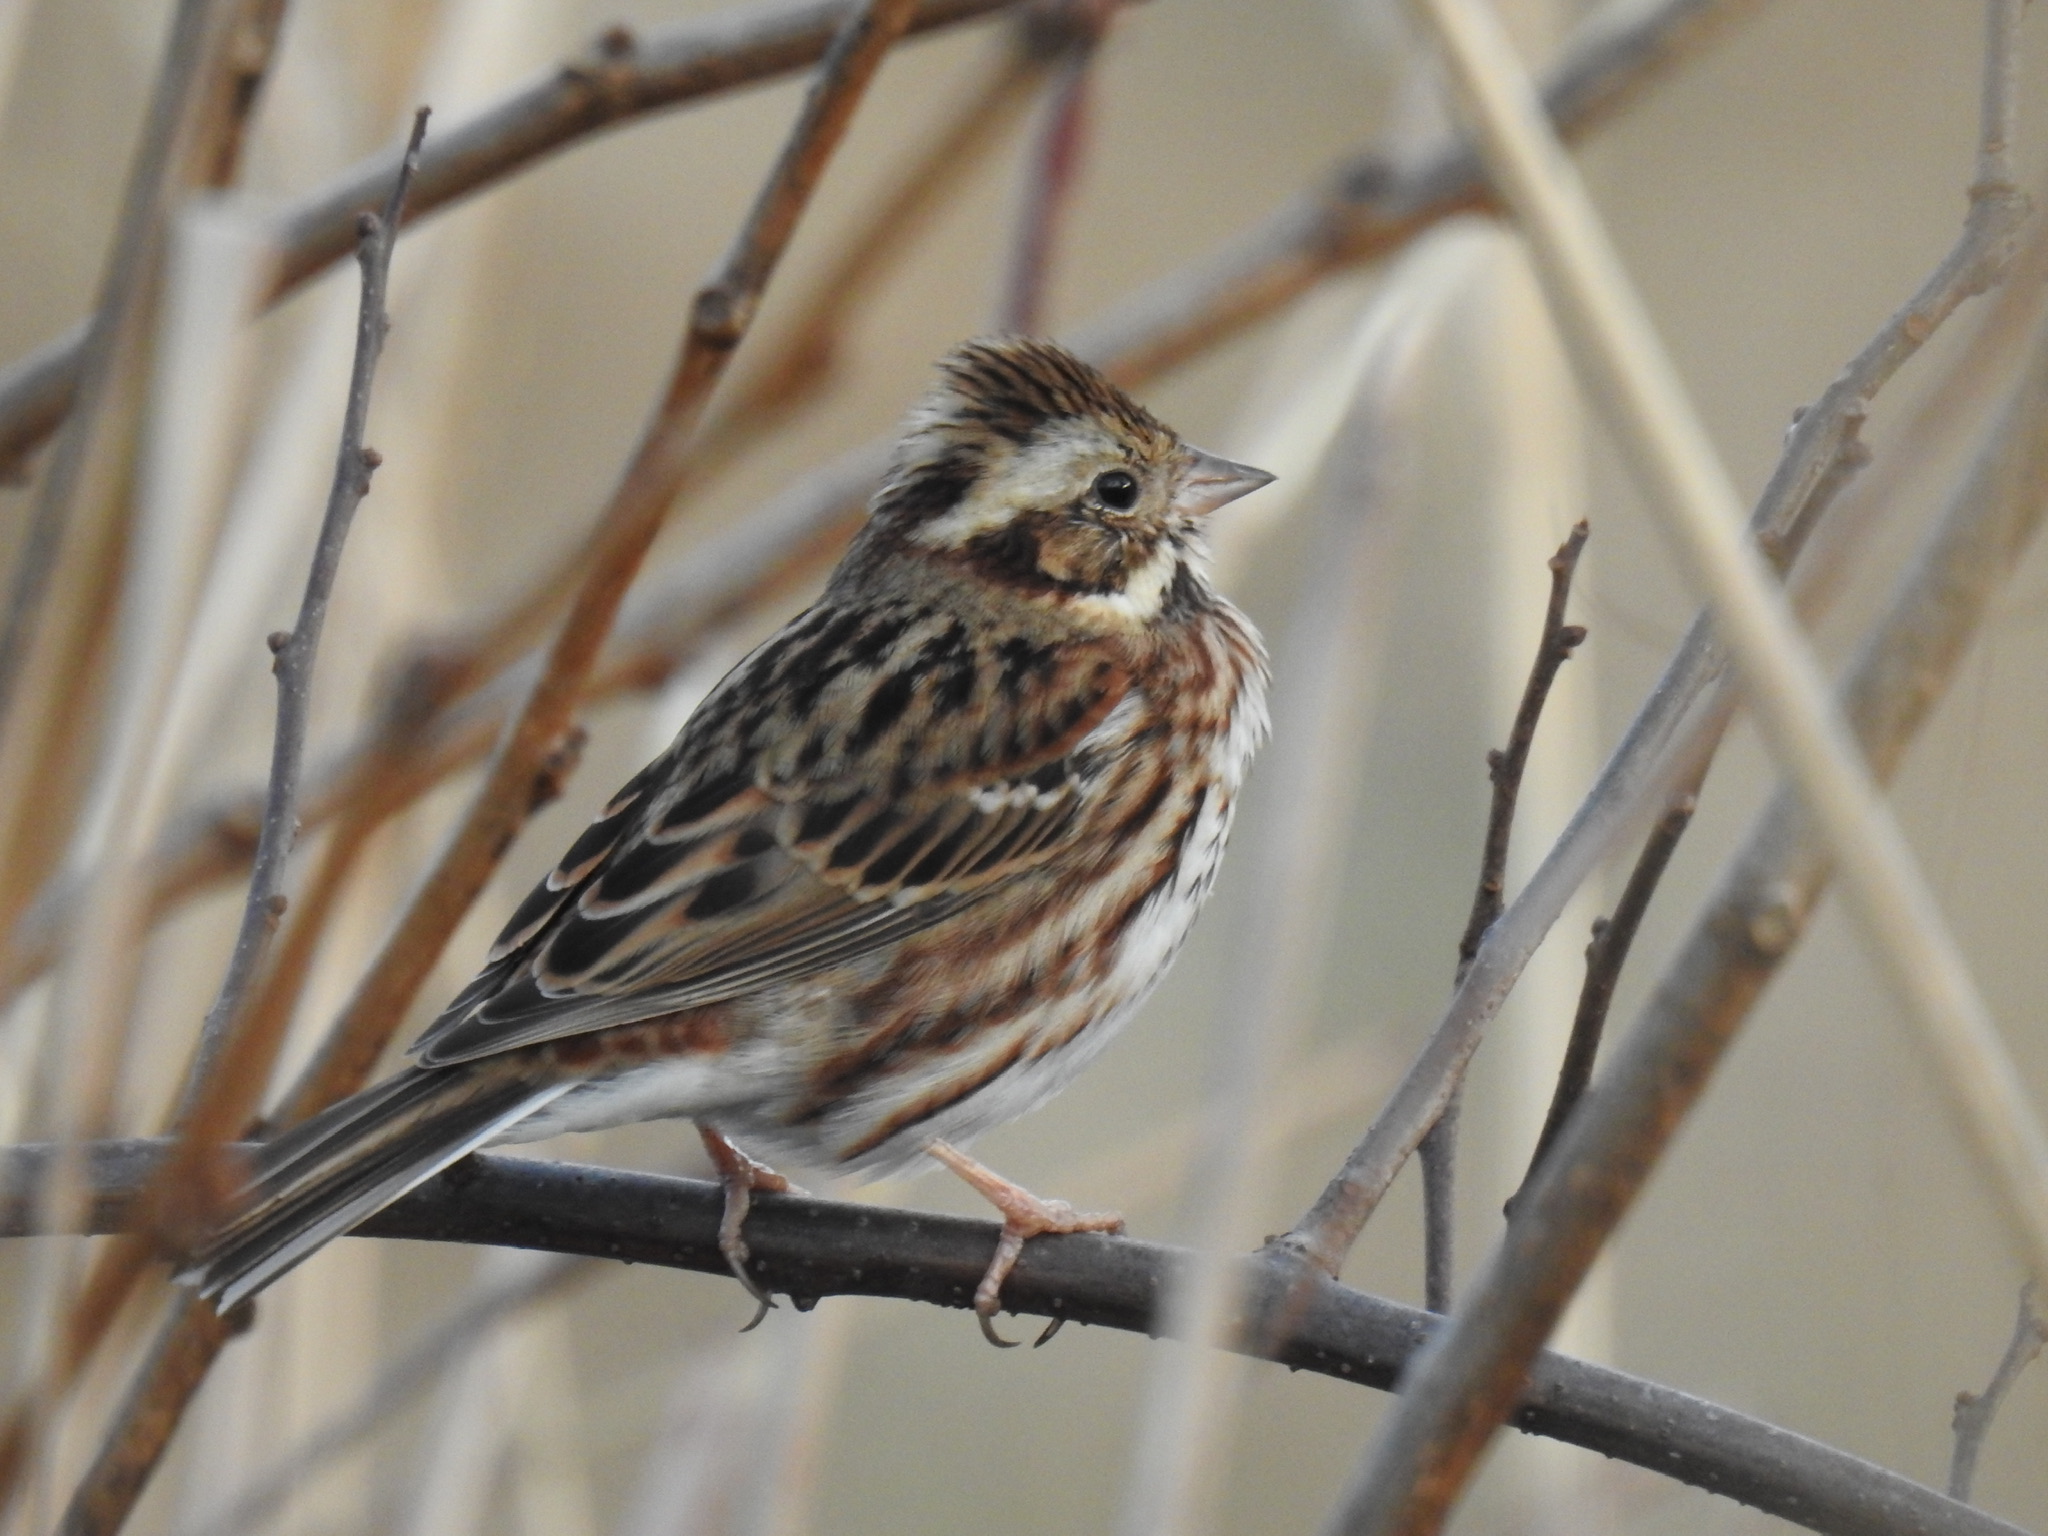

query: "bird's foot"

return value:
[698, 1124, 804, 1331]
[926, 1139, 1124, 1347]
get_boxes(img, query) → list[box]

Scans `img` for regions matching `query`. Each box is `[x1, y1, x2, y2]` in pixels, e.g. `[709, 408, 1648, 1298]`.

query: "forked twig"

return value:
[1950, 1284, 2048, 1503]
[1322, 205, 2048, 1536]
[1421, 521, 1588, 1310]
[1456, 525, 1591, 974]
[163, 105, 429, 1163]
[1279, 0, 2036, 1291]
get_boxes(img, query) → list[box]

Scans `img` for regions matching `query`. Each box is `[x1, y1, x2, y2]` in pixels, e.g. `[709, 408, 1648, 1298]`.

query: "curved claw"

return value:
[925, 1139, 1124, 1350]
[699, 1123, 794, 1332]
[1033, 1316, 1066, 1348]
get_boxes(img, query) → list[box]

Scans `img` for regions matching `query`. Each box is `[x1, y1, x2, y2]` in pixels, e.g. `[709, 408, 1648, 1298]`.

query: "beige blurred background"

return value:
[4, 1, 2048, 1533]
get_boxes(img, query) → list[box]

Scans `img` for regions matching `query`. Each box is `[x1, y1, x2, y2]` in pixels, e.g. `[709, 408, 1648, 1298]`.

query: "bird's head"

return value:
[865, 337, 1272, 625]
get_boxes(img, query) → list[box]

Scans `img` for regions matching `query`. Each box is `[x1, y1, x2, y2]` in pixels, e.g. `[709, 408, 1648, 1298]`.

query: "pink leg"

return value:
[699, 1124, 803, 1330]
[927, 1139, 1124, 1346]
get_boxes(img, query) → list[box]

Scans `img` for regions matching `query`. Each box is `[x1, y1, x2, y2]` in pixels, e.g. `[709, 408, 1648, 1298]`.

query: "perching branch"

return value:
[1280, 0, 2035, 1287]
[1319, 192, 2048, 1536]
[0, 1139, 2031, 1536]
[1420, 521, 1589, 1309]
[1950, 1285, 2048, 1503]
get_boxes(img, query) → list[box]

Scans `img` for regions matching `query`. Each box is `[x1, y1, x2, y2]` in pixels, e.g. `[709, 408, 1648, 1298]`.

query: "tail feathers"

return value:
[181, 1065, 571, 1310]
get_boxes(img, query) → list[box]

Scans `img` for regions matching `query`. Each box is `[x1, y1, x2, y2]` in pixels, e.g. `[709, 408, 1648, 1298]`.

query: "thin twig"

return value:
[161, 106, 428, 1175]
[1319, 197, 2048, 1536]
[1419, 523, 1587, 1312]
[1279, 0, 2036, 1286]
[1454, 524, 1589, 974]
[0, 1139, 2034, 1536]
[1506, 793, 1694, 1217]
[1951, 1284, 2048, 1503]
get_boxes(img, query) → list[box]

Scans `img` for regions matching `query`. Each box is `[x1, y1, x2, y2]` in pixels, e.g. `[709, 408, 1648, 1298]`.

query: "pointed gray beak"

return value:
[1173, 449, 1275, 518]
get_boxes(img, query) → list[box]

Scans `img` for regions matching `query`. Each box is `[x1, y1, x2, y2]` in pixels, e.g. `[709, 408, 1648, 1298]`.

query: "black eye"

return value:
[1093, 470, 1139, 511]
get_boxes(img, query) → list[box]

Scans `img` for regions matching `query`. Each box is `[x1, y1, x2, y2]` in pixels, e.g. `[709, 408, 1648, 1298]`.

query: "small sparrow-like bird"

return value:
[188, 337, 1272, 1340]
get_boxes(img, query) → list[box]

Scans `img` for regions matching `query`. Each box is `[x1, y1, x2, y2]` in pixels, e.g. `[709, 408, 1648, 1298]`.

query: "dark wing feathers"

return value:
[410, 603, 1133, 1068]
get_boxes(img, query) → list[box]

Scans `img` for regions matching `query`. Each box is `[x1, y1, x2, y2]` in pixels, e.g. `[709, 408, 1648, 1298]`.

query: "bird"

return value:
[184, 335, 1273, 1343]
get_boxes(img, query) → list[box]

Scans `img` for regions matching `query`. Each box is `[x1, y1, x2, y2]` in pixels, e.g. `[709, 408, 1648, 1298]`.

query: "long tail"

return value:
[181, 1063, 571, 1310]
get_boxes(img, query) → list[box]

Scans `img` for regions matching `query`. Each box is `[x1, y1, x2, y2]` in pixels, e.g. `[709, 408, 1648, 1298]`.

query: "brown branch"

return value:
[1279, 0, 2034, 1284]
[418, 19, 1048, 712]
[1950, 1284, 2048, 1503]
[0, 0, 1024, 481]
[0, 1140, 2036, 1536]
[1505, 793, 1694, 1219]
[53, 1294, 253, 1536]
[189, 0, 290, 192]
[1319, 175, 2048, 1536]
[997, 2, 1111, 332]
